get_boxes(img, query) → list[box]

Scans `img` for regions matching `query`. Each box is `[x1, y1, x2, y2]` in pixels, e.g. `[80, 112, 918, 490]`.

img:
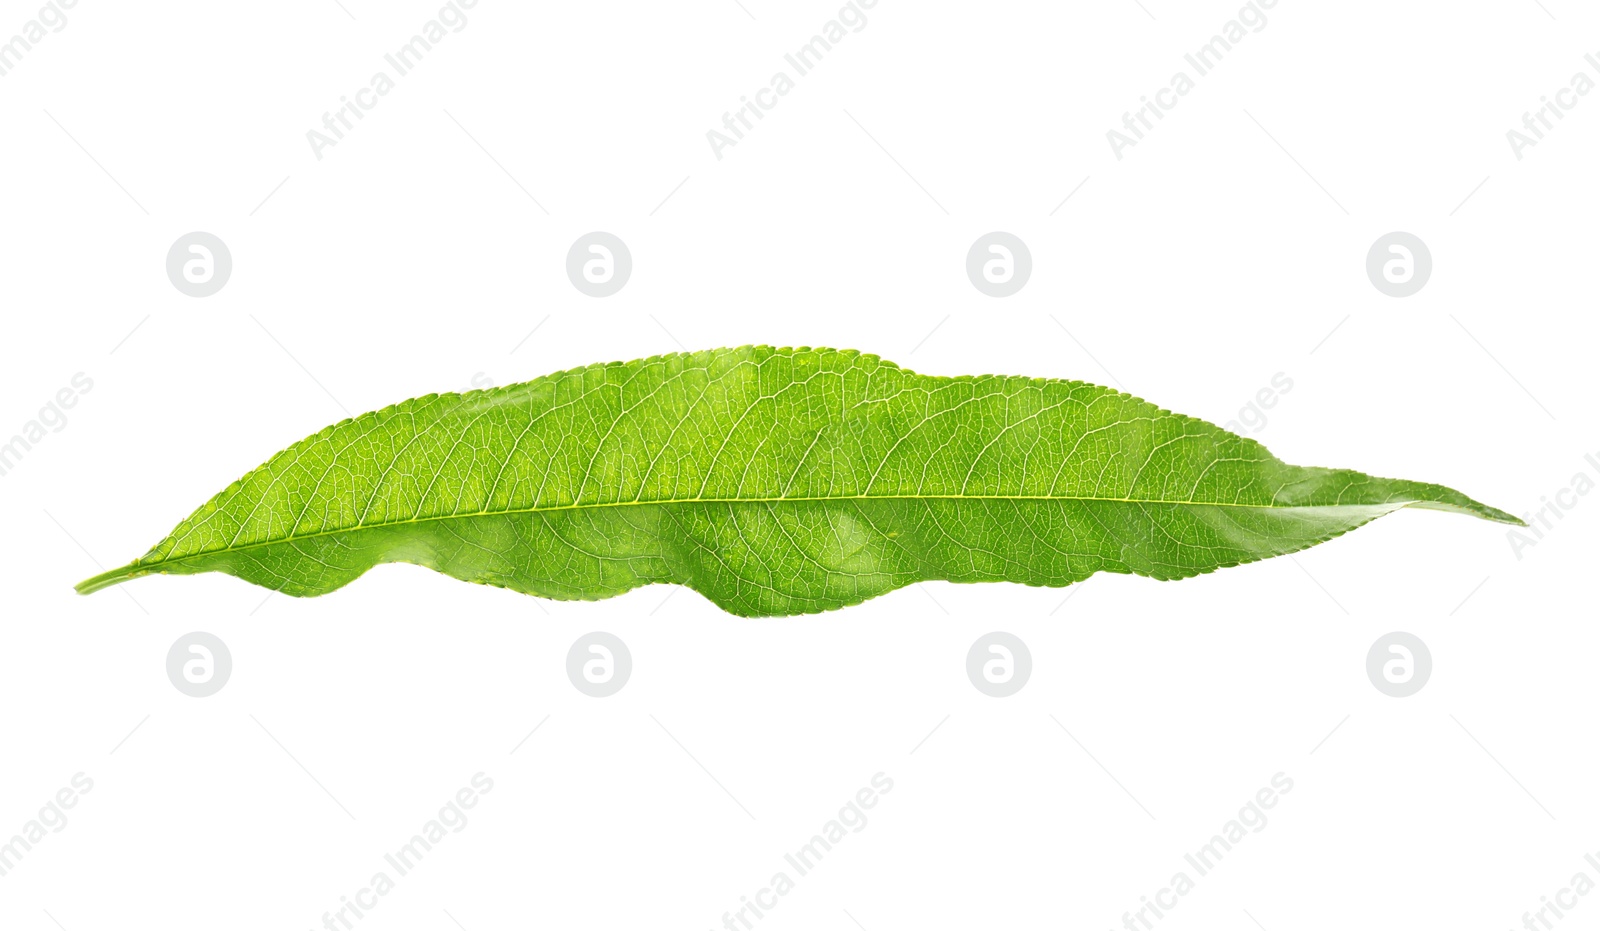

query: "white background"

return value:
[2, 1, 1596, 928]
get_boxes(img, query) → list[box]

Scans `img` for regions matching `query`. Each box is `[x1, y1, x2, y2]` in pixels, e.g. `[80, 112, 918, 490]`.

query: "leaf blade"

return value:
[75, 346, 1519, 615]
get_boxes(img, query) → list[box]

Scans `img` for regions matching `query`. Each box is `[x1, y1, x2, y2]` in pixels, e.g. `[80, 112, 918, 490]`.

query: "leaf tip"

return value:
[1468, 500, 1525, 527]
[1406, 498, 1524, 526]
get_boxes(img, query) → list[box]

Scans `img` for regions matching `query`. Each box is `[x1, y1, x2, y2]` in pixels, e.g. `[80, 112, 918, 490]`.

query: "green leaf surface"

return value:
[76, 346, 1519, 616]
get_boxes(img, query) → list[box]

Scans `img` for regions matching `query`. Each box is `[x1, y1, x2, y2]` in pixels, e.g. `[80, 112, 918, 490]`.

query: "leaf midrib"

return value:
[151, 491, 1393, 567]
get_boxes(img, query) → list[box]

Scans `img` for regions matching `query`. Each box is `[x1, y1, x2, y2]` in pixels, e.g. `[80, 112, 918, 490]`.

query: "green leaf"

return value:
[76, 346, 1519, 616]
